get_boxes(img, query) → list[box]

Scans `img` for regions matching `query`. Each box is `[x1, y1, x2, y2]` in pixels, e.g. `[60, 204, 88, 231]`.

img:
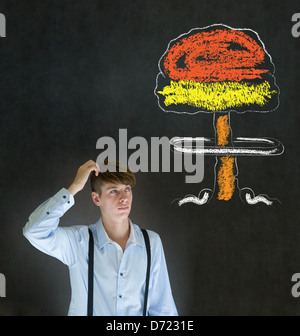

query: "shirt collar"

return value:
[95, 218, 144, 249]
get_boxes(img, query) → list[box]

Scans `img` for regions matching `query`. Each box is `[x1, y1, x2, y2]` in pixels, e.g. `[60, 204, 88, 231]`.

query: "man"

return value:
[23, 160, 178, 316]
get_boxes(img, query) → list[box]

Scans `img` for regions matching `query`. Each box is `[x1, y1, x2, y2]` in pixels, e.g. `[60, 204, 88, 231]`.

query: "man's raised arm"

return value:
[23, 160, 100, 266]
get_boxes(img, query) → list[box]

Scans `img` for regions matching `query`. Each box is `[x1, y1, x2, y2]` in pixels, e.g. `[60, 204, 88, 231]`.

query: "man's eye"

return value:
[110, 190, 117, 194]
[125, 187, 132, 192]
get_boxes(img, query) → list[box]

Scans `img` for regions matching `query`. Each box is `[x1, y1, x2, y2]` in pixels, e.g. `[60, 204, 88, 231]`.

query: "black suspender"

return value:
[87, 227, 151, 316]
[87, 229, 94, 316]
[140, 228, 151, 316]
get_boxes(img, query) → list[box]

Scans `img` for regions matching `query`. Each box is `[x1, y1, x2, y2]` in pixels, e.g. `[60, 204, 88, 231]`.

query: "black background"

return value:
[0, 0, 299, 316]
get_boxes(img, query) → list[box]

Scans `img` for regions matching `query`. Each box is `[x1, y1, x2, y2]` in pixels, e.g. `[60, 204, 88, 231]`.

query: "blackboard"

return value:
[0, 0, 299, 316]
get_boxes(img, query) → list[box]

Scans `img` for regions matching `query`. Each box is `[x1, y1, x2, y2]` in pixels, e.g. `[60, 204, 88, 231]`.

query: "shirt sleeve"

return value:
[148, 233, 178, 316]
[23, 188, 87, 266]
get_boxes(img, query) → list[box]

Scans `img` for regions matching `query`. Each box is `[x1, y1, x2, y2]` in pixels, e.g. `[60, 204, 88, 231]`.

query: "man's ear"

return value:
[91, 191, 101, 207]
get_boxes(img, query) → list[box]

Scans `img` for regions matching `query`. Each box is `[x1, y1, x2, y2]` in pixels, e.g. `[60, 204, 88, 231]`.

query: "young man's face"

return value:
[92, 183, 133, 221]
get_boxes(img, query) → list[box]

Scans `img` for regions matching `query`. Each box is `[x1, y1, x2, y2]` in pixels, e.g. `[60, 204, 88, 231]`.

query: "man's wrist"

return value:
[67, 183, 80, 196]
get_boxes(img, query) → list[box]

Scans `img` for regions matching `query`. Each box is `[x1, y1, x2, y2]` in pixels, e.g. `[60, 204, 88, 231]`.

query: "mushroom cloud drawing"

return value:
[155, 24, 284, 205]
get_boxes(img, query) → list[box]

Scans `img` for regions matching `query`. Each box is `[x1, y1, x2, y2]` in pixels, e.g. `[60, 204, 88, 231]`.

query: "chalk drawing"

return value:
[155, 24, 284, 205]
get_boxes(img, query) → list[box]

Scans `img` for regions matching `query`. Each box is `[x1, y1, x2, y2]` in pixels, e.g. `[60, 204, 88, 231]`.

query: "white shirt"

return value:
[23, 188, 178, 316]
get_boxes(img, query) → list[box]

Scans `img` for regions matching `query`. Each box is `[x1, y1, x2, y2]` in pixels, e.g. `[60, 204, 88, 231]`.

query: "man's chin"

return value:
[115, 206, 131, 218]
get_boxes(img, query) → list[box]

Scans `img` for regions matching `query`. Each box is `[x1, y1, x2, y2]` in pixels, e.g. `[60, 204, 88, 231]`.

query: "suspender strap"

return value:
[87, 228, 94, 316]
[141, 228, 151, 316]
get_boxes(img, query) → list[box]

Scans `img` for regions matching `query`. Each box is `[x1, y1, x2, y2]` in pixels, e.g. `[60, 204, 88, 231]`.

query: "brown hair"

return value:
[90, 161, 136, 196]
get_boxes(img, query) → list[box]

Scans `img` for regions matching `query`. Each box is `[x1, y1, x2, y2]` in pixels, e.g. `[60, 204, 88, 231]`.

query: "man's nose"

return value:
[119, 191, 128, 202]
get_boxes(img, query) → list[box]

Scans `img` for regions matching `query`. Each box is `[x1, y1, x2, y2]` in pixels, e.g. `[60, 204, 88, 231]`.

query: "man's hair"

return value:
[90, 161, 136, 196]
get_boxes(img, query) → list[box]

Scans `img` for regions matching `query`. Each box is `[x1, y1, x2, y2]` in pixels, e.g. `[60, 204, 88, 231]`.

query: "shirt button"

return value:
[46, 212, 50, 215]
[63, 195, 66, 199]
[120, 273, 123, 276]
[119, 295, 122, 298]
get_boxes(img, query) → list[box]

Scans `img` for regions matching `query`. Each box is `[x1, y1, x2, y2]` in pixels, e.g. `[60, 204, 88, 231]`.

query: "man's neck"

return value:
[101, 215, 130, 251]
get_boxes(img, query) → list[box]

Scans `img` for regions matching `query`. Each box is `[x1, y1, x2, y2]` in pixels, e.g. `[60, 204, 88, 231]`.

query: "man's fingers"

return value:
[95, 162, 100, 176]
[83, 160, 100, 176]
[69, 160, 101, 196]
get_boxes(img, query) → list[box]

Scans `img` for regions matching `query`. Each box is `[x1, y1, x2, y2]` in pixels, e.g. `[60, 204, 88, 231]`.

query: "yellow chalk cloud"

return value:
[158, 80, 277, 111]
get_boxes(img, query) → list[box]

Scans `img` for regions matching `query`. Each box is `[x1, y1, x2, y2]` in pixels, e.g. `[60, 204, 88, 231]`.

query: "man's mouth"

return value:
[118, 206, 129, 210]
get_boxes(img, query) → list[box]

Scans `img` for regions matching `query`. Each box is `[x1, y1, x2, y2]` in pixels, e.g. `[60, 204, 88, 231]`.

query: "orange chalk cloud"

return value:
[163, 29, 268, 83]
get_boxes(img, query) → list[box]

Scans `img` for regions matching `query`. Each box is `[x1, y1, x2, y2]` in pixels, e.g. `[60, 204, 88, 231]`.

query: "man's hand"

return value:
[67, 160, 100, 196]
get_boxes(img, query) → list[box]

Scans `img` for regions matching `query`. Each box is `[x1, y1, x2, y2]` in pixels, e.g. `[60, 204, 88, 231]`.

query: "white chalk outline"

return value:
[178, 192, 210, 206]
[170, 136, 284, 156]
[172, 156, 281, 206]
[155, 24, 284, 206]
[154, 23, 280, 115]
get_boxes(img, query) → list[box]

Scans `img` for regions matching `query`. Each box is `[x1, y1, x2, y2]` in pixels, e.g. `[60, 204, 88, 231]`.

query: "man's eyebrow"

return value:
[104, 185, 119, 190]
[105, 184, 130, 190]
